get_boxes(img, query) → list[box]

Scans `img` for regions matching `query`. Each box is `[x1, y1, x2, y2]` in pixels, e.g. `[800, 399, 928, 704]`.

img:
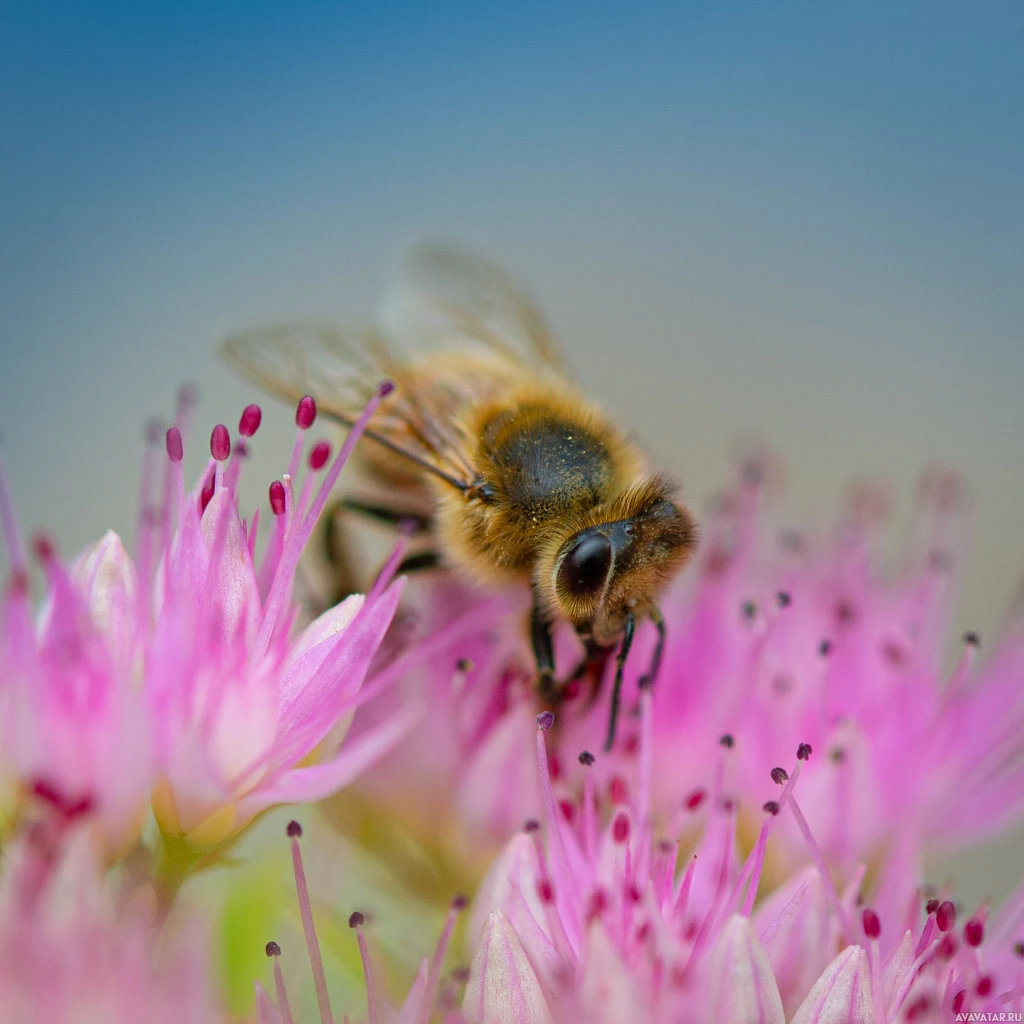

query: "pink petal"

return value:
[790, 946, 875, 1024]
[71, 530, 139, 676]
[463, 911, 552, 1024]
[270, 581, 404, 770]
[704, 914, 785, 1024]
[235, 704, 419, 820]
[201, 489, 261, 648]
[254, 981, 284, 1024]
[280, 594, 365, 692]
[579, 924, 645, 1023]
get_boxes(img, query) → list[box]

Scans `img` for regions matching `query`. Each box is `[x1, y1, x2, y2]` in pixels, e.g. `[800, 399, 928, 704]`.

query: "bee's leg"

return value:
[637, 606, 666, 691]
[530, 598, 558, 705]
[396, 550, 442, 574]
[340, 497, 432, 533]
[603, 611, 636, 753]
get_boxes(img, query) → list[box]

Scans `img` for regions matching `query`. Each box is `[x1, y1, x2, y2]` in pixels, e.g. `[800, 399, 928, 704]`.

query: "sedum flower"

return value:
[1, 463, 150, 856]
[457, 705, 1024, 1022]
[147, 388, 415, 852]
[0, 820, 218, 1024]
[1, 385, 417, 863]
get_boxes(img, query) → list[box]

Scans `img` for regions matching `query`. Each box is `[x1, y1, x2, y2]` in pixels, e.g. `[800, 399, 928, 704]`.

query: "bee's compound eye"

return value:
[557, 532, 613, 598]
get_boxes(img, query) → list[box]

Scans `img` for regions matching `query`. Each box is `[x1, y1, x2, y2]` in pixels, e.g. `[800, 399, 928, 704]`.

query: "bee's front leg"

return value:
[530, 597, 559, 705]
[604, 611, 636, 753]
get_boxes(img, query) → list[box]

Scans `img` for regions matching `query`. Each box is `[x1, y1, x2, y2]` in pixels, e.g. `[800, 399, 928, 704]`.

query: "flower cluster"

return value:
[4, 383, 1024, 1023]
[0, 386, 421, 1017]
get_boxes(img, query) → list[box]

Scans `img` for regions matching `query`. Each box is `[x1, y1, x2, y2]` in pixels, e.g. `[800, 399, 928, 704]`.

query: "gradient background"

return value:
[2, 3, 1023, 907]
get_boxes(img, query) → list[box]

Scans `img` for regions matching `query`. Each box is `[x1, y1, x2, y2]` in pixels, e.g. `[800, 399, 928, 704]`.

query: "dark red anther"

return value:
[612, 812, 631, 844]
[524, 819, 540, 833]
[608, 775, 628, 804]
[265, 941, 281, 957]
[296, 395, 317, 429]
[451, 895, 468, 911]
[286, 820, 303, 838]
[976, 975, 992, 997]
[559, 799, 575, 823]
[238, 404, 262, 437]
[936, 900, 956, 932]
[862, 908, 881, 939]
[770, 767, 788, 785]
[563, 679, 580, 701]
[797, 742, 813, 761]
[31, 535, 54, 562]
[308, 441, 331, 470]
[964, 916, 984, 947]
[348, 911, 364, 928]
[378, 380, 395, 397]
[904, 995, 931, 1021]
[210, 424, 230, 461]
[166, 426, 184, 463]
[586, 889, 608, 924]
[685, 788, 707, 811]
[578, 750, 596, 767]
[549, 754, 561, 780]
[199, 477, 215, 515]
[936, 934, 956, 959]
[537, 879, 554, 903]
[762, 801, 780, 816]
[925, 898, 940, 915]
[627, 884, 642, 903]
[536, 710, 555, 731]
[269, 480, 286, 516]
[719, 733, 734, 749]
[952, 990, 965, 1013]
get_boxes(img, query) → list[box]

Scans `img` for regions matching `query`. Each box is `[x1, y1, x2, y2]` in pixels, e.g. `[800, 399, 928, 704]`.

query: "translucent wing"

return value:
[220, 322, 478, 491]
[380, 240, 574, 375]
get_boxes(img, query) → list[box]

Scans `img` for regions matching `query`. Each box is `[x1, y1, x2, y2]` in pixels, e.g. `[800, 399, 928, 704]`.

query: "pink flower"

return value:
[1, 460, 150, 856]
[1, 385, 418, 856]
[142, 387, 417, 850]
[460, 705, 1024, 1022]
[0, 824, 218, 1023]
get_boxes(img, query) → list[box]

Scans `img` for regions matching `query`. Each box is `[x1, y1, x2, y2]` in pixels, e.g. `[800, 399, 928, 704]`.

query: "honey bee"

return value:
[221, 244, 696, 750]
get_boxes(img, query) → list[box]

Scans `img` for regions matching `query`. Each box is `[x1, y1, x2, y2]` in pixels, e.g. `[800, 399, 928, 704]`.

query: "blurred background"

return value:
[2, 0, 1022, 948]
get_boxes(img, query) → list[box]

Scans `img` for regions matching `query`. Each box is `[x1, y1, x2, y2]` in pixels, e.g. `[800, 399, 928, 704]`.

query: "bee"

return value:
[221, 244, 697, 751]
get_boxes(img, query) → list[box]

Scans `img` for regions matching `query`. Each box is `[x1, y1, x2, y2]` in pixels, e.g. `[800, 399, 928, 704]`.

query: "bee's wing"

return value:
[220, 323, 478, 491]
[381, 240, 574, 375]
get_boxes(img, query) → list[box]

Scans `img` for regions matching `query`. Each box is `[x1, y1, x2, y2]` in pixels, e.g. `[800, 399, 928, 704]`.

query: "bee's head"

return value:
[546, 477, 696, 644]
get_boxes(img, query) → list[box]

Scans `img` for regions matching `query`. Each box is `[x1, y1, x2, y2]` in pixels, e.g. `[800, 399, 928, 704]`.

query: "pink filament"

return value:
[289, 834, 334, 1024]
[354, 925, 379, 1024]
[254, 384, 391, 664]
[272, 956, 296, 1024]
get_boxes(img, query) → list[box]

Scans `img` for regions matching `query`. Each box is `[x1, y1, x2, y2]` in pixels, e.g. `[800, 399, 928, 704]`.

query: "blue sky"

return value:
[1, 1, 1022, 606]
